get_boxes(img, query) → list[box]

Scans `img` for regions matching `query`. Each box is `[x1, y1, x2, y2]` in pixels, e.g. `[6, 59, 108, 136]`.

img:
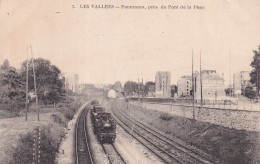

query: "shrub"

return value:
[51, 113, 66, 126]
[12, 126, 58, 164]
[159, 113, 173, 121]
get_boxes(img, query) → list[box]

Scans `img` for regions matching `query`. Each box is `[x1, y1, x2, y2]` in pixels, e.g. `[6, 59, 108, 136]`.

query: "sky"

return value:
[0, 0, 259, 85]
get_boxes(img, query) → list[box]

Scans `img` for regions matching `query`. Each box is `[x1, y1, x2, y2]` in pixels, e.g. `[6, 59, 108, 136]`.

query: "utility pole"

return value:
[142, 77, 144, 98]
[256, 67, 259, 98]
[30, 45, 39, 121]
[192, 49, 195, 120]
[25, 46, 29, 121]
[200, 50, 203, 106]
[138, 78, 140, 103]
[229, 49, 232, 109]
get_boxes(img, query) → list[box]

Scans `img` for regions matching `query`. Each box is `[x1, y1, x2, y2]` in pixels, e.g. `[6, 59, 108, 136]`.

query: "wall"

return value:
[131, 101, 260, 132]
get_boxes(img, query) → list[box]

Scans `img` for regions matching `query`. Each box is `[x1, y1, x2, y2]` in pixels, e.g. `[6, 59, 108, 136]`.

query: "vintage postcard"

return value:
[0, 0, 259, 163]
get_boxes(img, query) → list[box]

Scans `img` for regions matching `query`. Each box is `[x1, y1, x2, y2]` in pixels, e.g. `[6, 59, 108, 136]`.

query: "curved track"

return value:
[101, 143, 127, 164]
[109, 109, 181, 163]
[111, 106, 218, 164]
[75, 107, 94, 164]
[113, 107, 219, 163]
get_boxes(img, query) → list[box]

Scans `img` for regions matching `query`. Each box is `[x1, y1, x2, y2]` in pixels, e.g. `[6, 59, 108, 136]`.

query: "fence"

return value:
[127, 99, 260, 131]
[128, 97, 260, 111]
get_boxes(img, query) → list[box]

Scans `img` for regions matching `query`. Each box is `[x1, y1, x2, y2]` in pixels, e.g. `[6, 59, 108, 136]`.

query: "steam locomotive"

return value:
[90, 100, 116, 143]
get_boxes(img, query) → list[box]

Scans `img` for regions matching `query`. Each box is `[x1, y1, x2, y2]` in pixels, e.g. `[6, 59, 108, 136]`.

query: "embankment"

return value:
[111, 99, 260, 163]
[0, 99, 85, 164]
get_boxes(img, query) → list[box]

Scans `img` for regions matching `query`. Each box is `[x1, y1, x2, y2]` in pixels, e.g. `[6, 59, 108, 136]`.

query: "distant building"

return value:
[155, 71, 171, 98]
[107, 89, 117, 99]
[147, 85, 155, 97]
[194, 70, 225, 100]
[78, 84, 86, 95]
[177, 75, 192, 97]
[63, 72, 79, 93]
[233, 71, 251, 96]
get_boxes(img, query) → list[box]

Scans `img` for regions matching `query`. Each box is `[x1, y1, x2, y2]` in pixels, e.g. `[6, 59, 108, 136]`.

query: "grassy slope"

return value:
[111, 100, 260, 164]
[0, 99, 85, 163]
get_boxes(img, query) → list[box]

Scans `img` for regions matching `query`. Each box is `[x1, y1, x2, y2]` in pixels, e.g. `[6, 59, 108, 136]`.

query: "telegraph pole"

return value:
[142, 77, 144, 98]
[192, 49, 195, 120]
[257, 53, 260, 98]
[256, 68, 259, 98]
[30, 45, 39, 121]
[25, 46, 29, 121]
[200, 50, 203, 106]
[138, 78, 140, 103]
[229, 49, 232, 109]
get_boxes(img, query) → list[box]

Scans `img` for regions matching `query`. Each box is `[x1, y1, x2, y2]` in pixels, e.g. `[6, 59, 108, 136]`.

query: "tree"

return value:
[250, 45, 260, 97]
[20, 58, 65, 105]
[225, 88, 233, 96]
[0, 60, 25, 112]
[171, 85, 177, 97]
[124, 81, 138, 96]
[245, 86, 256, 100]
[144, 81, 155, 96]
[113, 81, 122, 92]
[1, 59, 10, 70]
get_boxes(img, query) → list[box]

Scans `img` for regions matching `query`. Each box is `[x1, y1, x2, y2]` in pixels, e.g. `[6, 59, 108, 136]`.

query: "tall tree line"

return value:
[0, 58, 66, 113]
[246, 45, 260, 99]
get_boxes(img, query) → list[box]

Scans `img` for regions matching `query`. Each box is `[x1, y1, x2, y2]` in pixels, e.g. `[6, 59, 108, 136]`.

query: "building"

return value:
[107, 89, 117, 99]
[147, 85, 155, 97]
[155, 71, 171, 98]
[194, 70, 225, 100]
[63, 72, 79, 93]
[233, 71, 251, 96]
[177, 75, 192, 97]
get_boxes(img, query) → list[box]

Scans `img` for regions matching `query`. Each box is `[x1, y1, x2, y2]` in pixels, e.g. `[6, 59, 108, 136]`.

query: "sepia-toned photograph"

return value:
[0, 0, 259, 163]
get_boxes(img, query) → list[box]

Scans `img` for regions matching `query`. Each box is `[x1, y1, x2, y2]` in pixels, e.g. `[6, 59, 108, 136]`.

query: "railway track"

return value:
[115, 108, 219, 164]
[75, 107, 94, 164]
[101, 143, 127, 164]
[111, 107, 218, 164]
[109, 109, 181, 163]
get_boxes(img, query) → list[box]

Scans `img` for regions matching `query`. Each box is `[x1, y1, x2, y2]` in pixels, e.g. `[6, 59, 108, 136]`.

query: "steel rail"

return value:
[75, 107, 94, 164]
[110, 108, 183, 164]
[115, 108, 217, 164]
[84, 110, 94, 164]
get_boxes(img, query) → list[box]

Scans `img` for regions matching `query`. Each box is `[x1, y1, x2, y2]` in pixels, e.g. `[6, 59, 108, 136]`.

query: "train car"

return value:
[91, 105, 104, 123]
[93, 112, 116, 143]
[91, 100, 99, 105]
[90, 100, 99, 111]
